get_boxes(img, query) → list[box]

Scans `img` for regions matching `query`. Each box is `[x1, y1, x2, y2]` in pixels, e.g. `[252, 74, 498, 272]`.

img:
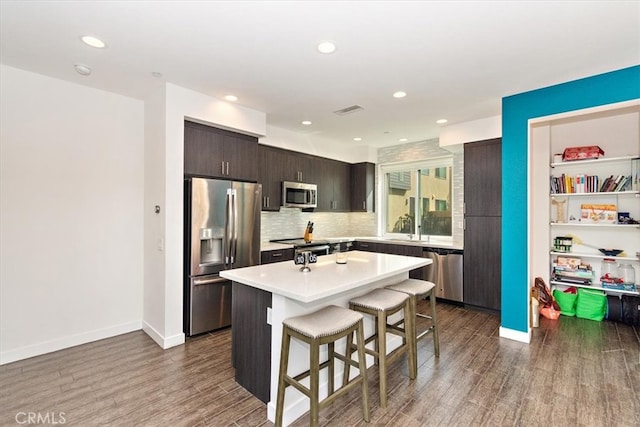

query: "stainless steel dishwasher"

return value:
[422, 248, 464, 302]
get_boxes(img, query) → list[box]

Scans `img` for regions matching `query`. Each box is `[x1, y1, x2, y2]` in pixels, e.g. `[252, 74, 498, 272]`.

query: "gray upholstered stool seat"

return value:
[275, 305, 370, 427]
[283, 305, 363, 338]
[347, 288, 415, 408]
[385, 279, 440, 374]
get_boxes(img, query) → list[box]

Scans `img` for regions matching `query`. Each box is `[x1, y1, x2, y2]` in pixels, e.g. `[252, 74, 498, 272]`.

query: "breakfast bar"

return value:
[221, 250, 430, 425]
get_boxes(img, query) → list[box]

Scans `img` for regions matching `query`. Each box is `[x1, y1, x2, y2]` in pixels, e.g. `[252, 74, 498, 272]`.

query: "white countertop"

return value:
[221, 250, 430, 303]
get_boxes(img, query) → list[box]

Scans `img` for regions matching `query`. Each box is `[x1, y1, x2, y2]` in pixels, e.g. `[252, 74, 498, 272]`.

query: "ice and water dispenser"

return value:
[199, 227, 225, 266]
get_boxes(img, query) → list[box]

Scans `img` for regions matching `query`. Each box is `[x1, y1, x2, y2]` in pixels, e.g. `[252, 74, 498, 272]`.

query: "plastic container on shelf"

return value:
[619, 264, 636, 285]
[601, 258, 619, 278]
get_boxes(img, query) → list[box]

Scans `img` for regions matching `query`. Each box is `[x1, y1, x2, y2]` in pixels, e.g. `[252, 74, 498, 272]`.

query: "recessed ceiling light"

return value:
[317, 41, 336, 54]
[393, 91, 407, 98]
[353, 137, 362, 142]
[74, 64, 92, 76]
[436, 119, 448, 124]
[399, 138, 408, 142]
[80, 35, 106, 49]
[301, 120, 312, 126]
[224, 95, 238, 102]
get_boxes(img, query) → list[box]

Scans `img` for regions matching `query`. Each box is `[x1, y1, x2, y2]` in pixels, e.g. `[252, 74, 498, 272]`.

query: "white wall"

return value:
[142, 83, 267, 348]
[260, 125, 377, 163]
[0, 65, 144, 364]
[439, 115, 501, 148]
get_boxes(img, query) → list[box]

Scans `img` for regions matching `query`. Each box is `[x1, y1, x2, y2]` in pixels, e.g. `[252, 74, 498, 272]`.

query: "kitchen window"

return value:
[381, 157, 453, 240]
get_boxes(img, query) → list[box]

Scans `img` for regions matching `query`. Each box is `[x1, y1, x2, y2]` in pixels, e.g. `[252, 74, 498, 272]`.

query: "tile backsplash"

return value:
[261, 208, 377, 242]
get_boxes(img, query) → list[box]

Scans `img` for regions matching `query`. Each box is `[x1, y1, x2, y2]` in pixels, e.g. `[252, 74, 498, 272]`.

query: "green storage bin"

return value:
[553, 289, 577, 316]
[576, 288, 606, 321]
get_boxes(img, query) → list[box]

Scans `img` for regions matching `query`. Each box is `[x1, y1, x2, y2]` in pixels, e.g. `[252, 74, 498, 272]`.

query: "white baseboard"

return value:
[142, 321, 185, 349]
[0, 321, 142, 365]
[499, 326, 531, 343]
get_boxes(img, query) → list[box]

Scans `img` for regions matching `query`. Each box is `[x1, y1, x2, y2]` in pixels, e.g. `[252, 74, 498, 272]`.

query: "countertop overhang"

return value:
[221, 250, 430, 303]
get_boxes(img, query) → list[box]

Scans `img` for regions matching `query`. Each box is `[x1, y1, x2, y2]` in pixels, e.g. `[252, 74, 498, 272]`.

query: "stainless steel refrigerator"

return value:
[184, 177, 261, 336]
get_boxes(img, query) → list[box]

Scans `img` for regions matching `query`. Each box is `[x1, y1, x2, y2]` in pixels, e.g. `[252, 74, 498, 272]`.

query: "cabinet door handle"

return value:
[266, 196, 270, 207]
[272, 253, 283, 258]
[362, 201, 366, 210]
[226, 162, 229, 175]
[221, 161, 225, 175]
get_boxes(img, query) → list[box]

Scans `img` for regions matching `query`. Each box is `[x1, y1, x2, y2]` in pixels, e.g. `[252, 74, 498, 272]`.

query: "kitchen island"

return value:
[220, 250, 430, 425]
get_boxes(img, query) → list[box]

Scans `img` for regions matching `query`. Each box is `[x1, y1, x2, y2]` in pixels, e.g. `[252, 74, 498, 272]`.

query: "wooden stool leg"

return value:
[342, 330, 354, 388]
[377, 311, 388, 408]
[430, 291, 440, 357]
[309, 339, 320, 427]
[275, 328, 291, 427]
[406, 298, 417, 380]
[356, 319, 370, 422]
[328, 341, 335, 394]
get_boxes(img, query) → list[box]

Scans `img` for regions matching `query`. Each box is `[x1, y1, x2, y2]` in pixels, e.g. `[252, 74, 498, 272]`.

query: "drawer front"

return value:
[260, 248, 294, 264]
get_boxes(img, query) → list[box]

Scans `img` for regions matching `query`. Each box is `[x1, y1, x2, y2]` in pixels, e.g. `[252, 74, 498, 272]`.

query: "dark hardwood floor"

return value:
[1, 300, 638, 426]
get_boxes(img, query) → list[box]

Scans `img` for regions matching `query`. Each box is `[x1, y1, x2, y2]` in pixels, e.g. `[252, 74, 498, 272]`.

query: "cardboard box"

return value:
[580, 204, 617, 223]
[562, 145, 604, 161]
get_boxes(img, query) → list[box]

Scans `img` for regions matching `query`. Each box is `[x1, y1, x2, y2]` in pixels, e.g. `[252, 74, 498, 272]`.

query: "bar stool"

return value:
[275, 305, 370, 427]
[347, 288, 415, 408]
[385, 279, 440, 374]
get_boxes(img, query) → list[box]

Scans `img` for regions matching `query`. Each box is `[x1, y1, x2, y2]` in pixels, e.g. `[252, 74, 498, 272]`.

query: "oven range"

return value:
[269, 238, 332, 256]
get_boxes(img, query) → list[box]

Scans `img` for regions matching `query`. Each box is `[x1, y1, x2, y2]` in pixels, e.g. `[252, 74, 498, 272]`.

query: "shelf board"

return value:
[550, 251, 640, 261]
[550, 223, 640, 228]
[550, 155, 639, 168]
[549, 191, 639, 197]
[550, 280, 639, 296]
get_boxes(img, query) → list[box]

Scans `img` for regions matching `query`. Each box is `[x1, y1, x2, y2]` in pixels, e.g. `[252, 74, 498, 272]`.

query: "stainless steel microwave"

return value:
[282, 181, 317, 208]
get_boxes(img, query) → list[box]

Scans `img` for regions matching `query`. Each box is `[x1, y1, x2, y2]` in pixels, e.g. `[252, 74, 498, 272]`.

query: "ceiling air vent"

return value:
[333, 105, 364, 116]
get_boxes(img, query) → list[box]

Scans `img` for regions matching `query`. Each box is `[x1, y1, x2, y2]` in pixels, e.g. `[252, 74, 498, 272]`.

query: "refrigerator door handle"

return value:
[230, 189, 238, 265]
[224, 189, 233, 267]
[193, 276, 228, 286]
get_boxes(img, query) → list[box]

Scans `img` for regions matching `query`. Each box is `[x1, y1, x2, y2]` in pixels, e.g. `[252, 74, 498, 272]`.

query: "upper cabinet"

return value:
[351, 162, 375, 212]
[464, 138, 502, 217]
[316, 159, 351, 212]
[258, 145, 285, 211]
[184, 121, 258, 181]
[257, 144, 363, 212]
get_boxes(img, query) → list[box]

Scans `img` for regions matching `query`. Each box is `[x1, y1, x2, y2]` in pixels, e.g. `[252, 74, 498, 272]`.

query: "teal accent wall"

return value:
[501, 65, 640, 333]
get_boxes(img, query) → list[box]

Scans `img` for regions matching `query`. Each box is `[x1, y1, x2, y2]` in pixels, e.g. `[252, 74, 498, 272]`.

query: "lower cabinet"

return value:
[260, 248, 294, 264]
[463, 216, 501, 311]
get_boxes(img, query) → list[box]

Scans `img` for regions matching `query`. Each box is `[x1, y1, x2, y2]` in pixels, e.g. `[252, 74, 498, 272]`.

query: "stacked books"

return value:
[550, 174, 631, 194]
[552, 256, 594, 285]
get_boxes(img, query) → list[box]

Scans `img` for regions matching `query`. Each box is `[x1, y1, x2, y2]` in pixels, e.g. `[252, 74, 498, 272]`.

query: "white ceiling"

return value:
[1, 1, 638, 147]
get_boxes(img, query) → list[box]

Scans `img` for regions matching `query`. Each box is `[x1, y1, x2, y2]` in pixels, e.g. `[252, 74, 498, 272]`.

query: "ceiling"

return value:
[1, 1, 638, 147]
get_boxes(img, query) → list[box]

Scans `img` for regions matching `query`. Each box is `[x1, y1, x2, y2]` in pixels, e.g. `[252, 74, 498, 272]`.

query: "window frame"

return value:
[379, 156, 454, 242]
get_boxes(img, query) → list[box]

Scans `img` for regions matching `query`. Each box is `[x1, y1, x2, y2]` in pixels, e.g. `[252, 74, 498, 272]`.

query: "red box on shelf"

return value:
[562, 145, 604, 161]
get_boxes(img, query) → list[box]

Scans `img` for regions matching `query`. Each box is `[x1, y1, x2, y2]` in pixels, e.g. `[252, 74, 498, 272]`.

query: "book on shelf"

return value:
[550, 173, 632, 194]
[633, 158, 639, 191]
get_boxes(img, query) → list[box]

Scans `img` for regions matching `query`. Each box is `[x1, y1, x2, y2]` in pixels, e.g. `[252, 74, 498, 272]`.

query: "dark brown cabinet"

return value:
[184, 121, 258, 181]
[258, 145, 285, 211]
[260, 248, 294, 264]
[463, 138, 502, 312]
[351, 162, 375, 212]
[316, 159, 351, 212]
[231, 282, 272, 403]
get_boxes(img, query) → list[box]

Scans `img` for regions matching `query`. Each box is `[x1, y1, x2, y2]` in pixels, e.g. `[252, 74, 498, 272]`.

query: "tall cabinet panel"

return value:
[464, 138, 502, 311]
